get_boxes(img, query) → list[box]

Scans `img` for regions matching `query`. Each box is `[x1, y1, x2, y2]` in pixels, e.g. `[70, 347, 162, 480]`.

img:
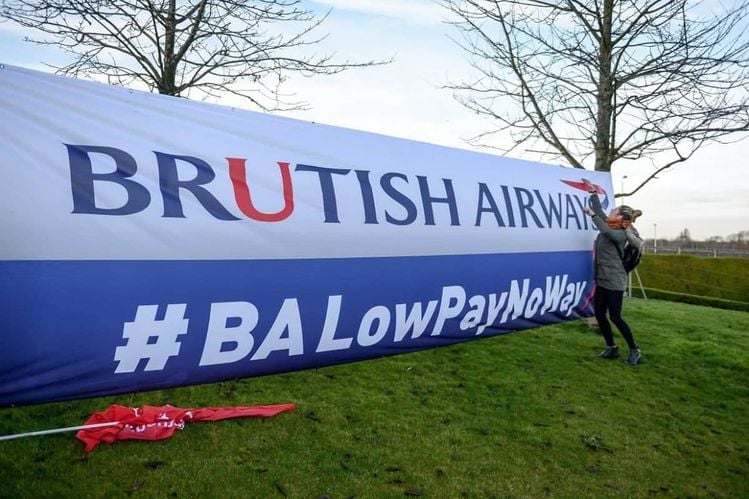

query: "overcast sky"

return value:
[1, 0, 747, 241]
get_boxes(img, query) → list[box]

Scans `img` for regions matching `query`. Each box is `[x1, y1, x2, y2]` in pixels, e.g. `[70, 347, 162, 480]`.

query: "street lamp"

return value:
[621, 175, 628, 196]
[653, 223, 657, 254]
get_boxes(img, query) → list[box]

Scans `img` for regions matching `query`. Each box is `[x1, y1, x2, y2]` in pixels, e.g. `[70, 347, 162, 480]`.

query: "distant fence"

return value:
[643, 245, 749, 258]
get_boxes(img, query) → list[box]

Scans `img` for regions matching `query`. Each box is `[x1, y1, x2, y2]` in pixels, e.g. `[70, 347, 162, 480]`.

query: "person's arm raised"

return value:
[582, 178, 606, 219]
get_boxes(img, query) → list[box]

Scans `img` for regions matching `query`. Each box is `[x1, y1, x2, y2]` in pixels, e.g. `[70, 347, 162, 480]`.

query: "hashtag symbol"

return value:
[114, 304, 189, 373]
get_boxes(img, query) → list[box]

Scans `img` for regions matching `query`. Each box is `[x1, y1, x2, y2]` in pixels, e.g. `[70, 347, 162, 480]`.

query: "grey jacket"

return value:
[589, 193, 628, 291]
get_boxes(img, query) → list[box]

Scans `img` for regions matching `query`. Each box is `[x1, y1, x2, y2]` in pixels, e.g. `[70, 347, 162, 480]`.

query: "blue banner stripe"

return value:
[0, 251, 593, 406]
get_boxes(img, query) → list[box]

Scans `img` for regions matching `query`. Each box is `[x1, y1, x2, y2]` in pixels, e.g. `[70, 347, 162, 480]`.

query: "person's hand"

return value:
[583, 206, 594, 216]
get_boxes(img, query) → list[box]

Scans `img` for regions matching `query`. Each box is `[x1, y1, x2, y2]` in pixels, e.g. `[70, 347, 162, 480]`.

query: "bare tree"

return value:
[677, 227, 691, 242]
[440, 0, 749, 196]
[727, 229, 749, 242]
[1, 0, 388, 110]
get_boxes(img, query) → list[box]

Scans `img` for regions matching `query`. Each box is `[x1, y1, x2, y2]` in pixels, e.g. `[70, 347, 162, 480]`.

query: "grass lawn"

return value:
[1, 298, 747, 498]
[636, 254, 749, 311]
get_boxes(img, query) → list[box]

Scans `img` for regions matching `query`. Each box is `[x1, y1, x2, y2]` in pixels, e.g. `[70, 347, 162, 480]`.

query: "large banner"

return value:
[0, 65, 613, 407]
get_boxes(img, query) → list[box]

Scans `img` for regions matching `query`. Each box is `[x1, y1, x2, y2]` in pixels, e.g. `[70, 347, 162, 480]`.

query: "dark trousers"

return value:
[594, 286, 637, 350]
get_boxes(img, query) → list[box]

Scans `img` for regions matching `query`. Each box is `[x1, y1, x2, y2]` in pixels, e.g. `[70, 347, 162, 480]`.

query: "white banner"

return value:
[0, 65, 613, 406]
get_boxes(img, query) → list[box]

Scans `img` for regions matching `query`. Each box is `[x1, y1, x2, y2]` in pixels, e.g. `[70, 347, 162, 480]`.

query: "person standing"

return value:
[582, 178, 642, 365]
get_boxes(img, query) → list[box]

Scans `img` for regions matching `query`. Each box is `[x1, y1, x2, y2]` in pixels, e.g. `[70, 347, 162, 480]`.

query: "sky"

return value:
[1, 0, 747, 241]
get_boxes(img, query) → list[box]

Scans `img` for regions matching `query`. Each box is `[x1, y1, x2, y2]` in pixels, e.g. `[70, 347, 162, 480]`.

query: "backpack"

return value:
[617, 242, 642, 273]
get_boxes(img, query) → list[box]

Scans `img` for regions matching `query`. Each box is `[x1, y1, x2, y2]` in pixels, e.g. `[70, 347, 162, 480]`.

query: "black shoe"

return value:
[598, 346, 619, 359]
[627, 348, 641, 365]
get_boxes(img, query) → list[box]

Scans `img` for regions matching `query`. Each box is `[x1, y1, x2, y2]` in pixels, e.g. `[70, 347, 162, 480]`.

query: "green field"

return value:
[1, 299, 748, 498]
[636, 255, 749, 311]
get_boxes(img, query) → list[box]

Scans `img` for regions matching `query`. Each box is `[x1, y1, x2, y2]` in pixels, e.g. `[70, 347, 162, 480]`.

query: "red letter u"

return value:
[227, 158, 294, 222]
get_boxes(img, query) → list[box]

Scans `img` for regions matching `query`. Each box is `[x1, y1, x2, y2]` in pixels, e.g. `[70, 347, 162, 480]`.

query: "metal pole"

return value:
[627, 272, 633, 298]
[633, 268, 647, 299]
[0, 421, 120, 442]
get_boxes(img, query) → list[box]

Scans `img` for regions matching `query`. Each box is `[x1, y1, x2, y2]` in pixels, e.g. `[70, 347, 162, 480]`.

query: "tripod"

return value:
[626, 268, 648, 299]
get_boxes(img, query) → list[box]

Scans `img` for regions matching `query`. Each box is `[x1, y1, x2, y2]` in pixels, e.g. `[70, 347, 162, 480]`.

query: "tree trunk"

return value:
[161, 0, 178, 95]
[594, 0, 615, 172]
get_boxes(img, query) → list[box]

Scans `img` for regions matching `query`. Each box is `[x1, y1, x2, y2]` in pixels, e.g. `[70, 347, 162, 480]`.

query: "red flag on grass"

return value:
[76, 403, 295, 452]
